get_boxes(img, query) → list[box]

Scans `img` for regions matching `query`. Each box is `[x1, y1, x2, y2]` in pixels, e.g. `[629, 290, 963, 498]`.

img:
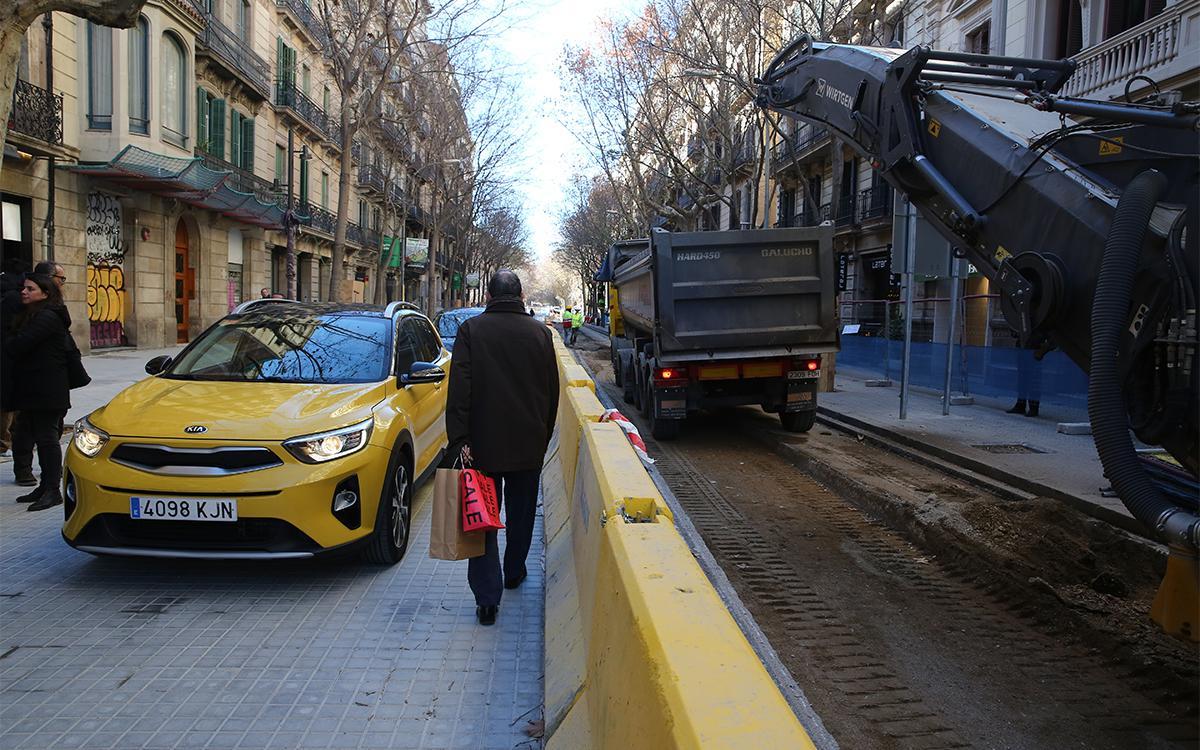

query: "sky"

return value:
[491, 0, 644, 262]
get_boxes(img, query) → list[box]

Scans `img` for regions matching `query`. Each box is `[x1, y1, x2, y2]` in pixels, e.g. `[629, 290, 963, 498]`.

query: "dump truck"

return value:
[602, 227, 838, 439]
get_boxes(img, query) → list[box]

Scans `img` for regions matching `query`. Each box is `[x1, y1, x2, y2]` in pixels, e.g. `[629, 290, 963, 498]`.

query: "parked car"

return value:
[433, 306, 486, 351]
[63, 299, 450, 564]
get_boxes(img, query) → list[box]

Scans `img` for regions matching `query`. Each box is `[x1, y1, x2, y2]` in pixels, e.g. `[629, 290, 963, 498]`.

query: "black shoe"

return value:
[16, 485, 46, 504]
[1006, 400, 1027, 415]
[476, 605, 497, 626]
[27, 488, 62, 512]
[504, 572, 526, 590]
[1025, 401, 1040, 418]
[14, 473, 36, 487]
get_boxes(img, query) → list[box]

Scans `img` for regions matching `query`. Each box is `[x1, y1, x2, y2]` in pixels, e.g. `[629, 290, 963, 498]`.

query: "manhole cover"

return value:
[971, 443, 1047, 454]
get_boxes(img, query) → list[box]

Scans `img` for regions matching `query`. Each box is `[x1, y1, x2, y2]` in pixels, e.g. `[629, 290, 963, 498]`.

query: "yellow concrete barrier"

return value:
[543, 354, 816, 749]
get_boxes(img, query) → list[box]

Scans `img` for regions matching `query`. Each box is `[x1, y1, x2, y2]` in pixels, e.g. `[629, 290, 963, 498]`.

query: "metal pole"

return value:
[43, 13, 55, 262]
[899, 200, 916, 419]
[942, 255, 961, 415]
[398, 211, 407, 303]
[285, 128, 296, 299]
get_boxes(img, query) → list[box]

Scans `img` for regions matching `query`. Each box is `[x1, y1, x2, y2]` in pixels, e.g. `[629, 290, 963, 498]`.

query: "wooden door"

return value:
[174, 221, 193, 343]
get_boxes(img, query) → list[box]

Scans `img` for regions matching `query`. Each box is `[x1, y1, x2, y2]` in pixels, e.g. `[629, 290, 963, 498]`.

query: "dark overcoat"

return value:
[4, 305, 71, 412]
[445, 297, 559, 473]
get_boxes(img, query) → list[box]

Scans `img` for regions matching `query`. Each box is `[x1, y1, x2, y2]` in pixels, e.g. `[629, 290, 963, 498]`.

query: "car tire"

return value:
[363, 446, 413, 565]
[780, 410, 816, 433]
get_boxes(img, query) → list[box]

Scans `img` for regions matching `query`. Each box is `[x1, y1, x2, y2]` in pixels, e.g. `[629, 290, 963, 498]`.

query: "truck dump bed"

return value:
[610, 227, 838, 362]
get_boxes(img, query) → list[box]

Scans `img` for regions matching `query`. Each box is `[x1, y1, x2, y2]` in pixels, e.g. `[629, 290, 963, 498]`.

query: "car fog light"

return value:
[333, 489, 358, 512]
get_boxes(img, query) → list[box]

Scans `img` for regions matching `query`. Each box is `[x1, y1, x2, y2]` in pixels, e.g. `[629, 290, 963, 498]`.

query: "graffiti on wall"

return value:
[85, 193, 128, 347]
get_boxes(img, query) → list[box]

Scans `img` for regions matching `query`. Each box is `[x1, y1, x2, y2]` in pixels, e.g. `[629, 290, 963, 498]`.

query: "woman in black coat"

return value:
[5, 273, 71, 511]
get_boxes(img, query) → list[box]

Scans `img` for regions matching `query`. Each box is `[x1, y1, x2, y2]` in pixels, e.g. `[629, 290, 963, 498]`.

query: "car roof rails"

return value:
[384, 301, 422, 317]
[231, 298, 300, 314]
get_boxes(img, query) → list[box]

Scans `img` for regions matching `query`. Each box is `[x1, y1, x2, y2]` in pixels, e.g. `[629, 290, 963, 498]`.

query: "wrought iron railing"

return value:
[196, 13, 271, 99]
[8, 78, 63, 146]
[771, 126, 829, 169]
[275, 81, 338, 142]
[274, 0, 327, 44]
[731, 133, 757, 171]
[198, 151, 282, 206]
[301, 205, 336, 235]
[358, 165, 385, 193]
[835, 193, 856, 227]
[858, 183, 892, 223]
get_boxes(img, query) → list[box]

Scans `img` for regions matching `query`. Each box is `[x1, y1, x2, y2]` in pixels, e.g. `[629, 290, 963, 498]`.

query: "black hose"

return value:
[1088, 169, 1200, 548]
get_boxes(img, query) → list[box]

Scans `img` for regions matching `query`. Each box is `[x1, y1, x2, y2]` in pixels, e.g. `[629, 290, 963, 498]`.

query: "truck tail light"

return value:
[793, 356, 821, 371]
[655, 367, 687, 385]
[806, 359, 820, 371]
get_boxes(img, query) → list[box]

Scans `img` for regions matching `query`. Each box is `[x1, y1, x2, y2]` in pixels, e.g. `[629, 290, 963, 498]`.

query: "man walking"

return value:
[569, 307, 583, 346]
[446, 270, 559, 626]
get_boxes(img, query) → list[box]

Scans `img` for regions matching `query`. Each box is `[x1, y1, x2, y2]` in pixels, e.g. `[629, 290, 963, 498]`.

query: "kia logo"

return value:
[184, 425, 208, 434]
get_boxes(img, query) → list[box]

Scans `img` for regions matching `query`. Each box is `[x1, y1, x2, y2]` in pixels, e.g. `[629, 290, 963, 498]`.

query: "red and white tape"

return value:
[600, 409, 655, 464]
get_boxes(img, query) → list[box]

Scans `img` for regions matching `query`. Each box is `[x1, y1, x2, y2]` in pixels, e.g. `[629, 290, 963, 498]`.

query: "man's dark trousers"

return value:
[468, 469, 540, 607]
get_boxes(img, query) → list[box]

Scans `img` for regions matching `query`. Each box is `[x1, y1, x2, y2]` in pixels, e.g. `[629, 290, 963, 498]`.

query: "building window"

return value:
[299, 152, 309, 207]
[358, 199, 368, 227]
[235, 0, 251, 42]
[276, 38, 296, 96]
[162, 34, 188, 146]
[275, 144, 286, 181]
[886, 13, 904, 46]
[300, 64, 310, 96]
[86, 22, 113, 130]
[196, 89, 225, 158]
[966, 21, 990, 55]
[230, 111, 255, 170]
[321, 172, 329, 209]
[322, 85, 331, 114]
[128, 18, 149, 134]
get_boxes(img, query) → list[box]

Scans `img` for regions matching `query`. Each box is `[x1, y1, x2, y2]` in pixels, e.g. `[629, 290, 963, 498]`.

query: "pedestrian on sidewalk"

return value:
[1007, 344, 1042, 418]
[569, 307, 582, 346]
[3, 273, 71, 511]
[445, 270, 559, 626]
[0, 257, 28, 457]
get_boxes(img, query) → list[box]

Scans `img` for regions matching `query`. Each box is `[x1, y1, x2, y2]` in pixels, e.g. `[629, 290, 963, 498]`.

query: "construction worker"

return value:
[569, 307, 583, 346]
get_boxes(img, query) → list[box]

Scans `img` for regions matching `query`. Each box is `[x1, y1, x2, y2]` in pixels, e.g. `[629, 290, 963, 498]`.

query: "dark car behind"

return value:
[434, 307, 486, 351]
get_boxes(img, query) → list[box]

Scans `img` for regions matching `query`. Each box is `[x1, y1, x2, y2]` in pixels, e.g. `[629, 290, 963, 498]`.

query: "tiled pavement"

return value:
[0, 478, 545, 750]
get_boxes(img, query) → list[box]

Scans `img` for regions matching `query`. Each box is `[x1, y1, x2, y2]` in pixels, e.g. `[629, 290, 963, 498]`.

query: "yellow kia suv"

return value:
[62, 299, 449, 563]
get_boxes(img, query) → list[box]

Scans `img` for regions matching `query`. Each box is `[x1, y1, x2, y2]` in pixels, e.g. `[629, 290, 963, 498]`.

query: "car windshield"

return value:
[437, 308, 484, 339]
[166, 313, 391, 384]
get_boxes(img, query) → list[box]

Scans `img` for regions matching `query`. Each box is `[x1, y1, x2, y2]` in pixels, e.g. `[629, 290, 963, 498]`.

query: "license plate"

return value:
[788, 370, 822, 380]
[130, 497, 237, 522]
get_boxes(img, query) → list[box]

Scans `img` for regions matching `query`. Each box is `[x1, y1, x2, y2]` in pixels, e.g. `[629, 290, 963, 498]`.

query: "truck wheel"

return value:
[650, 414, 681, 440]
[780, 410, 816, 433]
[639, 371, 652, 418]
[622, 359, 637, 405]
[612, 346, 623, 387]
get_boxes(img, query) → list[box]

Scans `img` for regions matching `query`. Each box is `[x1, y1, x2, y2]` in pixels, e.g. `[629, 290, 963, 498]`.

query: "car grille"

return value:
[110, 444, 283, 475]
[76, 514, 320, 553]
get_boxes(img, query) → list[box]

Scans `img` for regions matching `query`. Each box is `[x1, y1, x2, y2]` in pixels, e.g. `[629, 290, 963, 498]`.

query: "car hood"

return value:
[89, 377, 387, 442]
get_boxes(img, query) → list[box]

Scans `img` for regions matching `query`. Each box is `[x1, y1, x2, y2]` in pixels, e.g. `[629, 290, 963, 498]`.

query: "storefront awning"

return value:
[64, 145, 285, 230]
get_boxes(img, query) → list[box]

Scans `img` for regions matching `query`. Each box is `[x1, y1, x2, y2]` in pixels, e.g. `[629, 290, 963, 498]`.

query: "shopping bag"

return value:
[429, 468, 485, 560]
[461, 469, 504, 532]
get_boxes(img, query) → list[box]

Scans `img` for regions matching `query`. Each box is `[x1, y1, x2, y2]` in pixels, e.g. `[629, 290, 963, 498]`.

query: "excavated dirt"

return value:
[573, 335, 1198, 750]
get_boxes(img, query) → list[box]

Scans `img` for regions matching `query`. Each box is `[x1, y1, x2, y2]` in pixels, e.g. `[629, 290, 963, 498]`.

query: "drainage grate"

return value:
[971, 443, 1048, 454]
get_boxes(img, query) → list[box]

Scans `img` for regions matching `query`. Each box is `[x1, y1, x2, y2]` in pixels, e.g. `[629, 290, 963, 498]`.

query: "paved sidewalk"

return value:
[823, 366, 1129, 523]
[0, 348, 545, 750]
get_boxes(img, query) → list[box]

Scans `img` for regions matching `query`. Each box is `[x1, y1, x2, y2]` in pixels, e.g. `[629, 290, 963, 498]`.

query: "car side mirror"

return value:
[401, 361, 445, 386]
[145, 355, 173, 375]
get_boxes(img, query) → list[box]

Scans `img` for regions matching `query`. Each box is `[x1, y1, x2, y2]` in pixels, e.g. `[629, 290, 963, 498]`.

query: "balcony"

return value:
[275, 81, 339, 144]
[197, 152, 282, 207]
[358, 165, 385, 195]
[301, 205, 336, 235]
[274, 0, 327, 46]
[195, 13, 271, 100]
[7, 78, 64, 154]
[347, 222, 381, 251]
[731, 133, 757, 173]
[1060, 0, 1200, 100]
[771, 126, 830, 171]
[857, 183, 892, 224]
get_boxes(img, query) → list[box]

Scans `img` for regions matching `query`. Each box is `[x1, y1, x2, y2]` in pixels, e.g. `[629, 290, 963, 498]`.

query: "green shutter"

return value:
[230, 111, 242, 166]
[210, 99, 226, 159]
[196, 87, 208, 151]
[299, 154, 308, 206]
[242, 118, 255, 173]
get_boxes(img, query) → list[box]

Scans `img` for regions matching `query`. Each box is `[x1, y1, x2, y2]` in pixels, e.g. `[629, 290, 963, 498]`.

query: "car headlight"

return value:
[73, 417, 110, 458]
[283, 418, 374, 464]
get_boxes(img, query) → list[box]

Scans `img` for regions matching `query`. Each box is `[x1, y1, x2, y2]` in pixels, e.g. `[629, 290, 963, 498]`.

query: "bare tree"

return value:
[1, 0, 148, 172]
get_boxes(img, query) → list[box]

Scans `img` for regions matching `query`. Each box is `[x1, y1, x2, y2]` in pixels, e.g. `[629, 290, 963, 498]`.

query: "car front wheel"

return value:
[364, 450, 412, 564]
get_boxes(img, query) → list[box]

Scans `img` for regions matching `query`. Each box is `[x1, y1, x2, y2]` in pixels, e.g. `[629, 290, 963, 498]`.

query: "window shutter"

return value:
[243, 118, 255, 173]
[231, 111, 242, 166]
[211, 99, 226, 159]
[196, 88, 208, 151]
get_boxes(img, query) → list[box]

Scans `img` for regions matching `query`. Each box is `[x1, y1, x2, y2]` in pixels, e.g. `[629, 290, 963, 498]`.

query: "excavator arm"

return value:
[756, 39, 1199, 553]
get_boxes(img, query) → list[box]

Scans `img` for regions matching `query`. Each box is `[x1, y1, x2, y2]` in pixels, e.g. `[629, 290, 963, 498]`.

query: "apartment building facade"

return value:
[2, 0, 465, 352]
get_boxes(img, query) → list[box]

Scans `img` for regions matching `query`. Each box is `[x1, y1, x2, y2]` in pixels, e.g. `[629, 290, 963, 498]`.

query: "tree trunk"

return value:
[327, 110, 354, 301]
[426, 222, 439, 313]
[0, 0, 146, 177]
[373, 206, 394, 305]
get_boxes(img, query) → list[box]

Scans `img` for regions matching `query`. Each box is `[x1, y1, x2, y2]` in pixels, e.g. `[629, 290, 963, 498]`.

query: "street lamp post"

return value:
[281, 129, 308, 300]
